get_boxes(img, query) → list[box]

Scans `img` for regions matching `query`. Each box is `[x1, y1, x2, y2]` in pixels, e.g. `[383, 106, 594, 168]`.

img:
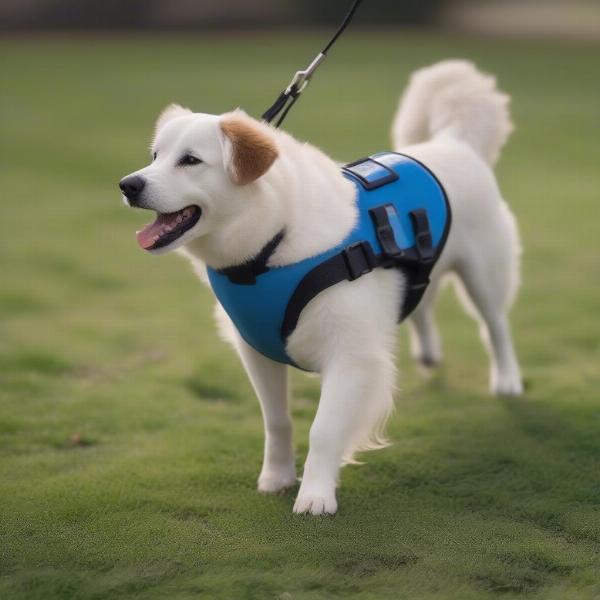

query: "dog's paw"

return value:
[493, 376, 524, 397]
[417, 354, 442, 369]
[257, 466, 297, 494]
[293, 490, 337, 515]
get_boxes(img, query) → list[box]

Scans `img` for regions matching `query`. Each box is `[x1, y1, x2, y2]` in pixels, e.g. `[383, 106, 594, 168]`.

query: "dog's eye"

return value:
[152, 151, 157, 161]
[177, 154, 202, 167]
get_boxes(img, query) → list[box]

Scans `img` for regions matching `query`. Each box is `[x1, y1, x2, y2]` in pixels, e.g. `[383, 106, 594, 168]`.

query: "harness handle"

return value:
[261, 0, 364, 128]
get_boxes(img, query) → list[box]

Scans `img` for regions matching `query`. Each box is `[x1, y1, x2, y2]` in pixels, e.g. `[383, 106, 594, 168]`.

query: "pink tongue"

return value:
[136, 212, 180, 250]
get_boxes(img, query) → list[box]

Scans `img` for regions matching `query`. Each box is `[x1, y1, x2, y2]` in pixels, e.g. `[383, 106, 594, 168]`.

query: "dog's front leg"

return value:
[235, 336, 296, 493]
[293, 354, 393, 516]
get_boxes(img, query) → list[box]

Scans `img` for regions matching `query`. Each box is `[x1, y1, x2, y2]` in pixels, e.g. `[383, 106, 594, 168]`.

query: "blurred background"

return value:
[2, 0, 600, 39]
[2, 2, 600, 599]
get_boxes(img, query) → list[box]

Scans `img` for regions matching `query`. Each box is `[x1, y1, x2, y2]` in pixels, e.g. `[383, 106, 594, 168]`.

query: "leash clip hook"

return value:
[262, 0, 362, 126]
[285, 52, 326, 95]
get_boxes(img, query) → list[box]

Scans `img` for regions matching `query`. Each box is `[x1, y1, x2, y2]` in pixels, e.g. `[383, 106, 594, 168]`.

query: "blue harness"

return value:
[207, 152, 451, 366]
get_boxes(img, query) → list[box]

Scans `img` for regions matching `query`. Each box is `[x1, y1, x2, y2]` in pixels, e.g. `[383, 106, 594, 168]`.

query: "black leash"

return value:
[262, 0, 364, 128]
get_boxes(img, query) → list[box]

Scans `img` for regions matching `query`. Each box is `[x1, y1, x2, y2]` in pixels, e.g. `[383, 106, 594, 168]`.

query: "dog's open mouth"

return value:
[136, 206, 201, 251]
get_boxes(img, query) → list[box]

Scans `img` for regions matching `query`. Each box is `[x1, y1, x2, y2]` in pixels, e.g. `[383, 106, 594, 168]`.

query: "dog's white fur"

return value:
[123, 60, 522, 515]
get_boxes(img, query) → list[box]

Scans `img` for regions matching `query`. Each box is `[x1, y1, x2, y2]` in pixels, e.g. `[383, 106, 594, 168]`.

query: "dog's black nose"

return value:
[119, 175, 146, 203]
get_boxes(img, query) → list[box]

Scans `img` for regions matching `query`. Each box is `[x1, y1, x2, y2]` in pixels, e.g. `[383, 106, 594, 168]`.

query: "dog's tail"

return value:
[391, 60, 513, 165]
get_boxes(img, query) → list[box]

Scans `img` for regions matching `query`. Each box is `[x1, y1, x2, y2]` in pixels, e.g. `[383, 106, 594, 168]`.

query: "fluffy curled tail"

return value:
[392, 60, 513, 165]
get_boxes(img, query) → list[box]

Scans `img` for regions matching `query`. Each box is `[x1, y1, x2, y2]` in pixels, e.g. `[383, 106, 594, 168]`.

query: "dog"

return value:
[119, 60, 523, 515]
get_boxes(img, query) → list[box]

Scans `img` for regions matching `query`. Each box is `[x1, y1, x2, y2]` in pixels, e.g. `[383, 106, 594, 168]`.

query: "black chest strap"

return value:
[281, 240, 378, 339]
[281, 207, 438, 341]
[216, 231, 285, 285]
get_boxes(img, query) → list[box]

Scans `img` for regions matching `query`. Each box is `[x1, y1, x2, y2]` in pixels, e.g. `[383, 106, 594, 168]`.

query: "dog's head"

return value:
[119, 105, 279, 254]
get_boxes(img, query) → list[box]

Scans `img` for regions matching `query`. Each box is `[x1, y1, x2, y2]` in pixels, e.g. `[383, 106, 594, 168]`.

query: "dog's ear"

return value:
[219, 110, 278, 185]
[155, 103, 192, 134]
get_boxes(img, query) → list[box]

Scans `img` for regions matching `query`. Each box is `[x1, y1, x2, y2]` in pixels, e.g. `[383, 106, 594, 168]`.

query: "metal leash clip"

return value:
[284, 52, 327, 95]
[262, 0, 363, 127]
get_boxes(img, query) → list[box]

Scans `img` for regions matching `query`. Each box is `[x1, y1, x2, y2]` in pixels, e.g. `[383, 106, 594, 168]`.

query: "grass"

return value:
[1, 30, 599, 599]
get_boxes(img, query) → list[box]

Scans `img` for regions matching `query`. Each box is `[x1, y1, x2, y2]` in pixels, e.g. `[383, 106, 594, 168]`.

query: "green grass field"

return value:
[1, 31, 599, 599]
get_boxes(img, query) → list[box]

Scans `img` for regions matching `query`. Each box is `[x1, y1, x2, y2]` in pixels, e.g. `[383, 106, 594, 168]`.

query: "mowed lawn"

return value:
[1, 31, 599, 599]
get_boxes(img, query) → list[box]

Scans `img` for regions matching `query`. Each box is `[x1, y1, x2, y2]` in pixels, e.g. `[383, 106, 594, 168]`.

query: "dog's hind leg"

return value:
[407, 279, 443, 368]
[234, 337, 296, 493]
[453, 259, 523, 396]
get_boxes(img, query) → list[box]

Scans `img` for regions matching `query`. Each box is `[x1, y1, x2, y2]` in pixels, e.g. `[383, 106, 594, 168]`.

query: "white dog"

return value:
[120, 60, 523, 515]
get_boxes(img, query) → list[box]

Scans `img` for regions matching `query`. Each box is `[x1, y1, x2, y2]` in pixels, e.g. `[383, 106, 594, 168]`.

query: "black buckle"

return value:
[342, 241, 376, 281]
[369, 205, 403, 265]
[409, 209, 434, 263]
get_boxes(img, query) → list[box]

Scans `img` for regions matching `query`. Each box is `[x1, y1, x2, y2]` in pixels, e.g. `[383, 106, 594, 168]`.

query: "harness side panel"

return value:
[346, 152, 450, 255]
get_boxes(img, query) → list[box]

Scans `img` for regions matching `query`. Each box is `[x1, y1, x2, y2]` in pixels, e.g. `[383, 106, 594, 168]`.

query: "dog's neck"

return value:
[182, 131, 357, 269]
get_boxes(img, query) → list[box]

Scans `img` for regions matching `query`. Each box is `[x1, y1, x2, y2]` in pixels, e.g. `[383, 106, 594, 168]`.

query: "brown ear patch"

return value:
[220, 113, 278, 185]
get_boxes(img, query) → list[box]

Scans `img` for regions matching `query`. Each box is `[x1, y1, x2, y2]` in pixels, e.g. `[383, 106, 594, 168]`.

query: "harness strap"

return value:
[280, 207, 438, 342]
[216, 231, 284, 285]
[281, 241, 378, 340]
[397, 209, 436, 317]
